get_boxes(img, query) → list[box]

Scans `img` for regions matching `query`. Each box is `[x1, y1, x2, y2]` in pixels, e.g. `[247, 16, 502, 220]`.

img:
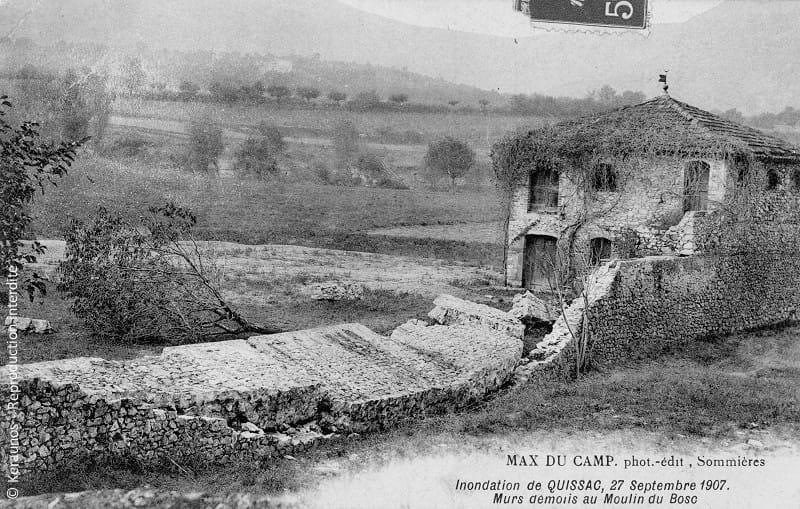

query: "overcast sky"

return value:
[2, 0, 797, 114]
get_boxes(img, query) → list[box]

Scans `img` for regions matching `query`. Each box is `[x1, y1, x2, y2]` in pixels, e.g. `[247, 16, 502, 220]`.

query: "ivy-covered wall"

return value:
[504, 156, 800, 289]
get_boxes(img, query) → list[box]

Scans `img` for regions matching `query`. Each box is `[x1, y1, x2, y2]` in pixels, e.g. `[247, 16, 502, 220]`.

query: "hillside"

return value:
[2, 0, 798, 114]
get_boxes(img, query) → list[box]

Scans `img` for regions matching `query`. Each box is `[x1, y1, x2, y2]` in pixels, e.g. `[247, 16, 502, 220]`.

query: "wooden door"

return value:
[522, 235, 557, 289]
[683, 161, 710, 212]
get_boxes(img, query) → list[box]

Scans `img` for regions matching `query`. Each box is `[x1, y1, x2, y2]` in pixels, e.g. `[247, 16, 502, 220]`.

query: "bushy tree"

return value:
[210, 82, 240, 104]
[348, 90, 381, 111]
[256, 121, 285, 153]
[423, 136, 475, 192]
[327, 91, 347, 105]
[120, 56, 146, 95]
[267, 84, 291, 102]
[233, 137, 279, 179]
[57, 203, 273, 343]
[185, 118, 224, 174]
[389, 93, 408, 105]
[296, 86, 320, 102]
[178, 80, 200, 100]
[1, 97, 82, 304]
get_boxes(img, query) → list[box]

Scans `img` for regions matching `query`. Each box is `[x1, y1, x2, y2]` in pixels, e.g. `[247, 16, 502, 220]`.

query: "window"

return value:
[589, 237, 612, 265]
[766, 167, 781, 190]
[528, 167, 559, 211]
[591, 162, 618, 191]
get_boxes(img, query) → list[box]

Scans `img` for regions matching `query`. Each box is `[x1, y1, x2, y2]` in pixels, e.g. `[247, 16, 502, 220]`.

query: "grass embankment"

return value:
[17, 325, 800, 496]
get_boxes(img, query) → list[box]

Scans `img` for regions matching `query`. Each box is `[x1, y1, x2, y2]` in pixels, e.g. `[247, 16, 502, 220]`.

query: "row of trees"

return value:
[507, 86, 646, 117]
[173, 81, 421, 110]
[717, 106, 800, 129]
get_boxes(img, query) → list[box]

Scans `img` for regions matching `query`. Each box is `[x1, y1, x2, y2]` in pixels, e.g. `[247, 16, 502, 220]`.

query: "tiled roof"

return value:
[602, 95, 800, 161]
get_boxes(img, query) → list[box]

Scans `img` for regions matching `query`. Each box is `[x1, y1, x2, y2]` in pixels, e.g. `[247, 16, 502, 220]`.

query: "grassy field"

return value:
[30, 150, 504, 266]
[18, 324, 800, 497]
[113, 97, 547, 146]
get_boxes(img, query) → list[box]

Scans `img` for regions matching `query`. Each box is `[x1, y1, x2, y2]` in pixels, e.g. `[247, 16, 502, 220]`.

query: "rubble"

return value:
[3, 316, 53, 334]
[0, 322, 521, 476]
[309, 281, 365, 301]
[428, 294, 525, 339]
[506, 291, 554, 323]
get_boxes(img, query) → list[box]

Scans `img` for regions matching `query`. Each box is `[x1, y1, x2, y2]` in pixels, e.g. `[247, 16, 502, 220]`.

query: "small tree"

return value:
[328, 91, 347, 105]
[233, 137, 279, 179]
[423, 136, 475, 192]
[448, 100, 460, 108]
[185, 118, 224, 174]
[389, 93, 408, 105]
[479, 99, 490, 111]
[210, 82, 240, 104]
[257, 121, 285, 153]
[349, 90, 381, 111]
[1, 97, 82, 304]
[58, 203, 275, 343]
[267, 84, 292, 102]
[296, 86, 320, 102]
[120, 56, 146, 96]
[178, 80, 200, 100]
[59, 70, 92, 142]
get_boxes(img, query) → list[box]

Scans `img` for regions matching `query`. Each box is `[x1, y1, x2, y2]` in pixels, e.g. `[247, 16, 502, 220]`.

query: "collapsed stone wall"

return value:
[1, 323, 522, 477]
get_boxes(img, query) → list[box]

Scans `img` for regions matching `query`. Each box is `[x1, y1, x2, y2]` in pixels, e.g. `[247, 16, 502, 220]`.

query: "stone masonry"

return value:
[1, 322, 522, 477]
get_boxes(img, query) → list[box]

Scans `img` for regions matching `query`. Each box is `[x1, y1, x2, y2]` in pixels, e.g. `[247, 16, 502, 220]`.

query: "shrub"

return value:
[352, 152, 409, 189]
[57, 203, 272, 343]
[327, 91, 347, 105]
[314, 162, 332, 184]
[233, 137, 280, 179]
[348, 90, 381, 111]
[184, 118, 224, 174]
[1, 97, 81, 303]
[256, 122, 285, 153]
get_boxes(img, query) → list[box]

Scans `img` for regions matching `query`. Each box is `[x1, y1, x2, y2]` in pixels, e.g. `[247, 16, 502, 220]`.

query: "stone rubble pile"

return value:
[428, 294, 525, 339]
[506, 291, 554, 324]
[3, 317, 53, 334]
[309, 282, 365, 301]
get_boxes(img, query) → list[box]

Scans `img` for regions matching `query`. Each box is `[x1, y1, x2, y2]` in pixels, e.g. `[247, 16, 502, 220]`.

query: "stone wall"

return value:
[1, 323, 522, 477]
[505, 157, 730, 287]
[11, 489, 288, 509]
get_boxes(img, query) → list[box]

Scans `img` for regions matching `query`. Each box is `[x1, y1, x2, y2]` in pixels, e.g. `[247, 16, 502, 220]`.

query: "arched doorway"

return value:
[522, 235, 557, 289]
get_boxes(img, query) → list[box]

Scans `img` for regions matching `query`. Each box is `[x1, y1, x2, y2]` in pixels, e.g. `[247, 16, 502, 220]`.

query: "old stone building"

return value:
[502, 91, 800, 289]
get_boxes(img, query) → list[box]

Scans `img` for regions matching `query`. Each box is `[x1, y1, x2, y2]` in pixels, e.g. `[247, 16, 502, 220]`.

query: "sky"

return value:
[1, 0, 797, 114]
[337, 0, 725, 36]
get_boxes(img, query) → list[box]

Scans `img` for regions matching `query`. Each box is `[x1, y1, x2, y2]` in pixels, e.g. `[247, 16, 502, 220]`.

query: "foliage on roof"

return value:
[492, 94, 800, 187]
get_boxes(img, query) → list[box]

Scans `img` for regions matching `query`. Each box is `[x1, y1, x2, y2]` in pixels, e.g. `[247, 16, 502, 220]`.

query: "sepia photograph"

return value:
[1, 0, 799, 507]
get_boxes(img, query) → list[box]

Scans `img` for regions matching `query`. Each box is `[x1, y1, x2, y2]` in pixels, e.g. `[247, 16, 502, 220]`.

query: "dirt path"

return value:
[366, 221, 504, 244]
